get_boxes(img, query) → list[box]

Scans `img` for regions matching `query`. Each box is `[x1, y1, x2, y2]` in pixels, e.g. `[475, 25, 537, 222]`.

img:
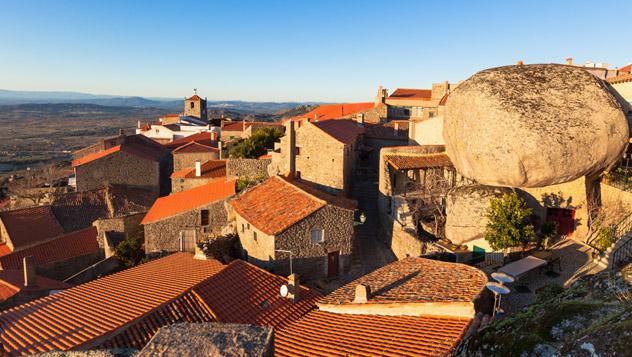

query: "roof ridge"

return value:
[275, 176, 327, 207]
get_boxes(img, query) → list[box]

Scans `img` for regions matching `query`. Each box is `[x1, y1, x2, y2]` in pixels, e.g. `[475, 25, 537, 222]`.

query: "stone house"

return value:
[72, 134, 167, 193]
[608, 73, 632, 112]
[284, 101, 386, 125]
[0, 205, 65, 253]
[172, 141, 221, 171]
[275, 257, 488, 356]
[142, 180, 236, 253]
[268, 119, 365, 195]
[220, 121, 285, 142]
[230, 176, 357, 281]
[381, 83, 454, 121]
[171, 160, 226, 193]
[163, 131, 219, 150]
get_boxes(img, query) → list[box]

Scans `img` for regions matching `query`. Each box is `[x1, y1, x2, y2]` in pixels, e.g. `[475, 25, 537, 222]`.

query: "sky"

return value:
[1, 0, 631, 102]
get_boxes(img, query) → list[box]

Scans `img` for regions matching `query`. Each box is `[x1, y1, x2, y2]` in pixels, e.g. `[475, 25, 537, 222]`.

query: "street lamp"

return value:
[354, 211, 367, 226]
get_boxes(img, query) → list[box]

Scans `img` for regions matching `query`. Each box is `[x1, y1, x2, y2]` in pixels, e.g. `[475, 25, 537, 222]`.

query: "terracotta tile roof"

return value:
[386, 152, 453, 170]
[0, 227, 99, 271]
[192, 260, 320, 329]
[286, 102, 375, 123]
[608, 72, 632, 84]
[0, 244, 12, 257]
[187, 94, 202, 101]
[312, 119, 364, 144]
[172, 141, 218, 154]
[0, 252, 225, 355]
[0, 270, 70, 304]
[141, 180, 236, 224]
[0, 206, 64, 251]
[222, 121, 283, 132]
[170, 160, 226, 179]
[72, 135, 165, 167]
[619, 64, 632, 73]
[389, 88, 433, 101]
[290, 179, 358, 211]
[320, 257, 487, 305]
[163, 132, 218, 149]
[364, 122, 409, 140]
[231, 176, 356, 235]
[275, 310, 471, 357]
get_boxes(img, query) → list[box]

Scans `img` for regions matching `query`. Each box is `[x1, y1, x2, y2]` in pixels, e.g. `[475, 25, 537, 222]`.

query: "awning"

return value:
[498, 256, 548, 280]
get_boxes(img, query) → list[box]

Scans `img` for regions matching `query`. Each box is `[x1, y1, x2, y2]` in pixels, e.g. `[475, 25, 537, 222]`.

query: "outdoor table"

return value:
[498, 255, 548, 280]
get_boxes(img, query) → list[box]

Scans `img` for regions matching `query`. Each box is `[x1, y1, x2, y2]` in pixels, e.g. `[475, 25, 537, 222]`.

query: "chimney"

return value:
[195, 160, 202, 177]
[23, 256, 37, 288]
[516, 60, 524, 66]
[217, 141, 223, 160]
[375, 85, 387, 107]
[353, 284, 371, 303]
[287, 273, 300, 302]
[356, 113, 364, 127]
[137, 120, 141, 129]
[287, 120, 296, 178]
[194, 245, 207, 260]
[566, 57, 573, 65]
[313, 113, 318, 122]
[118, 128, 125, 136]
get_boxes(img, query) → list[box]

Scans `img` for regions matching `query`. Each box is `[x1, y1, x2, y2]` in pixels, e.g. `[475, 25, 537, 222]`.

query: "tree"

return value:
[229, 127, 282, 159]
[485, 192, 536, 251]
[7, 164, 65, 207]
[114, 226, 146, 268]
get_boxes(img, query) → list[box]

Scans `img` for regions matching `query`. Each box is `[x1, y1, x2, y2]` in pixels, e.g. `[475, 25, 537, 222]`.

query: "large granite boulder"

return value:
[444, 64, 629, 188]
[445, 185, 514, 245]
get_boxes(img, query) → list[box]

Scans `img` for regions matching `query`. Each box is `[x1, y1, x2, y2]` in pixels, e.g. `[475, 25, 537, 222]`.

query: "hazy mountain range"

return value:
[0, 89, 324, 114]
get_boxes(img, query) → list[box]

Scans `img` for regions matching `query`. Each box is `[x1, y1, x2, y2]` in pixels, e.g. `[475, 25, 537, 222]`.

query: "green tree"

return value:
[229, 127, 282, 159]
[485, 192, 536, 251]
[114, 226, 146, 268]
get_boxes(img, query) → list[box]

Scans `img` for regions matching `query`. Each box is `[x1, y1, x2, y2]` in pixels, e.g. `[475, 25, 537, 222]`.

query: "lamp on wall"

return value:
[354, 211, 367, 226]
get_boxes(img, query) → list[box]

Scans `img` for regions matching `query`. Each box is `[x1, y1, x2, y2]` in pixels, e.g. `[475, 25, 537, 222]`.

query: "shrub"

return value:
[485, 192, 536, 251]
[229, 127, 282, 159]
[114, 226, 146, 268]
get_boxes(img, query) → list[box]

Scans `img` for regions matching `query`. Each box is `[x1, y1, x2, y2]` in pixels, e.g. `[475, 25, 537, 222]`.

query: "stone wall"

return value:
[93, 212, 145, 248]
[409, 116, 445, 146]
[612, 82, 632, 107]
[174, 151, 219, 171]
[226, 158, 271, 181]
[37, 251, 104, 281]
[171, 177, 217, 193]
[76, 151, 160, 192]
[144, 199, 229, 253]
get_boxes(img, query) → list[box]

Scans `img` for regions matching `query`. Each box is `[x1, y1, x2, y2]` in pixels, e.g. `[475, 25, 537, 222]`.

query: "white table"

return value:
[498, 255, 548, 280]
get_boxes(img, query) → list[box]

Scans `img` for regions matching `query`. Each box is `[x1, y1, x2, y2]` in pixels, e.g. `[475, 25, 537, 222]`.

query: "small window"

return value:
[241, 224, 245, 233]
[254, 231, 258, 241]
[311, 228, 324, 244]
[201, 209, 210, 226]
[190, 102, 195, 109]
[295, 171, 301, 179]
[247, 223, 250, 230]
[295, 147, 300, 155]
[429, 111, 435, 118]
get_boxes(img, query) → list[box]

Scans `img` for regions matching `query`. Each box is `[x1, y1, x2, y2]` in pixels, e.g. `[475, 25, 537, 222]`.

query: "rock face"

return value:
[444, 64, 629, 188]
[445, 185, 514, 245]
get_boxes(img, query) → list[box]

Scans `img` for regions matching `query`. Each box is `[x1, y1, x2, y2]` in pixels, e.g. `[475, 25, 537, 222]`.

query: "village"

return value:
[0, 57, 631, 356]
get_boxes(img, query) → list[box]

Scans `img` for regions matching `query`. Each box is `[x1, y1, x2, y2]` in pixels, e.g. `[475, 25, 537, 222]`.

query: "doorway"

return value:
[546, 207, 576, 236]
[327, 251, 339, 278]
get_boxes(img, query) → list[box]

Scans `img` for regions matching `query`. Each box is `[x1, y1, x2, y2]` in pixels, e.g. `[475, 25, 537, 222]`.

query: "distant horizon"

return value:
[1, 0, 631, 102]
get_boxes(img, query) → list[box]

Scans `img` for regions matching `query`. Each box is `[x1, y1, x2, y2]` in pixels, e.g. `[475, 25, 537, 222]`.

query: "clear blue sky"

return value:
[1, 0, 630, 102]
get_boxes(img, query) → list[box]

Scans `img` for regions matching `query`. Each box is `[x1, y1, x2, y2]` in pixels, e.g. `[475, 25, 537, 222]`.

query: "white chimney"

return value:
[217, 141, 223, 160]
[356, 113, 364, 127]
[23, 256, 37, 288]
[195, 160, 202, 177]
[566, 57, 573, 65]
[137, 120, 141, 129]
[287, 273, 300, 302]
[353, 284, 371, 303]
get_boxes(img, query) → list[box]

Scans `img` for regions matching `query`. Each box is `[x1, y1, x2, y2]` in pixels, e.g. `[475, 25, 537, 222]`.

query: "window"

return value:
[311, 228, 324, 244]
[295, 171, 301, 179]
[295, 147, 300, 155]
[253, 231, 258, 241]
[241, 224, 245, 233]
[429, 111, 435, 118]
[190, 102, 195, 109]
[247, 223, 250, 230]
[200, 209, 210, 226]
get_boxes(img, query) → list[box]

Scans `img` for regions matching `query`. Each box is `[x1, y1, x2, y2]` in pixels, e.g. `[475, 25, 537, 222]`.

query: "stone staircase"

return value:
[591, 213, 632, 269]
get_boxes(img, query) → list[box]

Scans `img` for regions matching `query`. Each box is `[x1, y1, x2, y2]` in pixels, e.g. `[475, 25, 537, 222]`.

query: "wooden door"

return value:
[327, 251, 339, 278]
[546, 208, 575, 236]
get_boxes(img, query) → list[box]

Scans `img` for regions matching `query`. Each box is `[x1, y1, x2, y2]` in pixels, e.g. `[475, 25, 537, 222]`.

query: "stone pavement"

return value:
[499, 238, 604, 314]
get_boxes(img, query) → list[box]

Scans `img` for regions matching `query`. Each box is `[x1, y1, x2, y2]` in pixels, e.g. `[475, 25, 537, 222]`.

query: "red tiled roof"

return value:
[312, 119, 364, 144]
[231, 176, 356, 235]
[608, 72, 632, 84]
[172, 141, 218, 154]
[72, 135, 164, 167]
[163, 132, 218, 149]
[389, 88, 433, 101]
[192, 260, 321, 330]
[170, 160, 226, 179]
[0, 252, 225, 355]
[0, 205, 64, 251]
[619, 64, 632, 73]
[142, 180, 236, 224]
[0, 244, 12, 257]
[259, 153, 271, 159]
[320, 257, 487, 305]
[187, 94, 202, 101]
[274, 310, 471, 357]
[0, 270, 70, 303]
[0, 227, 99, 270]
[222, 121, 283, 132]
[286, 102, 375, 123]
[386, 153, 453, 170]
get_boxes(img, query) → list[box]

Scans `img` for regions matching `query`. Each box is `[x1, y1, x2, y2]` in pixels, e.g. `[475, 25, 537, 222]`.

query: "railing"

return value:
[587, 212, 632, 251]
[612, 237, 632, 268]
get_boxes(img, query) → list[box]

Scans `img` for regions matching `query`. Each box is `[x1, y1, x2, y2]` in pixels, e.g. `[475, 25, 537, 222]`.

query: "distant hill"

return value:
[0, 89, 325, 113]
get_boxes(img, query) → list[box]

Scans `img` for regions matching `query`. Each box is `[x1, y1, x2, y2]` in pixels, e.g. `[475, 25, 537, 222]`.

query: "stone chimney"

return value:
[356, 113, 365, 127]
[517, 60, 524, 66]
[211, 131, 218, 141]
[287, 120, 296, 178]
[353, 284, 371, 303]
[23, 256, 37, 288]
[313, 113, 319, 122]
[217, 141, 223, 160]
[287, 273, 300, 302]
[375, 85, 387, 107]
[194, 245, 207, 260]
[566, 57, 573, 65]
[195, 160, 202, 177]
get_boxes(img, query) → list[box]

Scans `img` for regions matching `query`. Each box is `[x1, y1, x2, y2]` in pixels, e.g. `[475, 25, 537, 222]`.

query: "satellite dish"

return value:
[491, 272, 515, 284]
[486, 282, 510, 295]
[280, 284, 289, 297]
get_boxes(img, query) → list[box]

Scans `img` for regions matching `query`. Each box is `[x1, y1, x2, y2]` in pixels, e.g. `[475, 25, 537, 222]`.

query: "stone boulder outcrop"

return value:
[445, 185, 514, 245]
[444, 64, 629, 188]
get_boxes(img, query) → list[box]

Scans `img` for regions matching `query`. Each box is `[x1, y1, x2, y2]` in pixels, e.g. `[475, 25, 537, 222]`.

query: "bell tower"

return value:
[184, 88, 208, 121]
